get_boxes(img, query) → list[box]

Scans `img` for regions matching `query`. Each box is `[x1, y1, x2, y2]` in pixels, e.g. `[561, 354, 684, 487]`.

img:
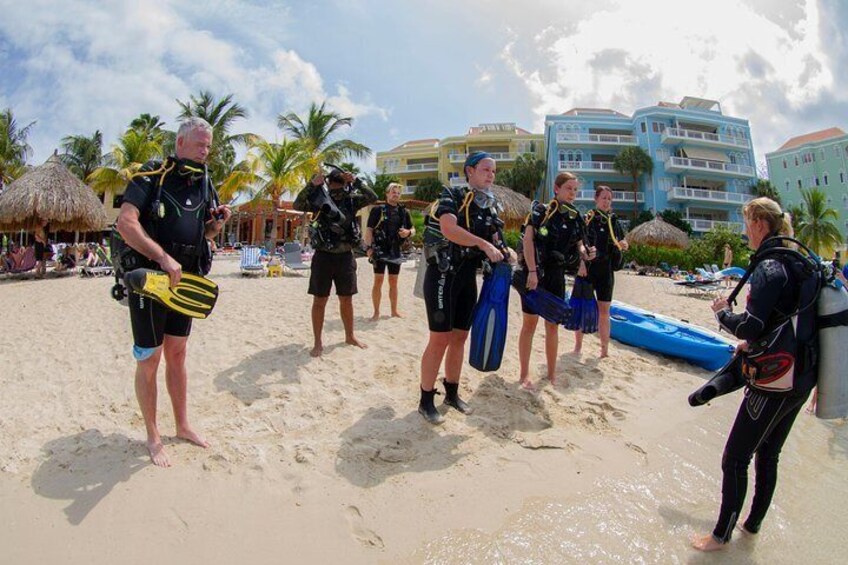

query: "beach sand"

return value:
[1, 258, 845, 564]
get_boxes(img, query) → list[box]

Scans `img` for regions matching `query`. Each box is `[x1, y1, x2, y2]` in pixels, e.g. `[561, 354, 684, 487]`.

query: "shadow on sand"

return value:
[214, 343, 310, 405]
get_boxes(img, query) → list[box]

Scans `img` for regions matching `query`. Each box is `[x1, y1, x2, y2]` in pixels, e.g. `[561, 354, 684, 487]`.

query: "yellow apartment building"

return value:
[375, 123, 545, 195]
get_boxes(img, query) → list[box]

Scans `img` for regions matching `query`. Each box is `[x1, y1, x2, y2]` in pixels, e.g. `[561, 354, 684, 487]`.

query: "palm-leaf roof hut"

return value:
[625, 216, 690, 249]
[0, 153, 108, 232]
[491, 184, 532, 231]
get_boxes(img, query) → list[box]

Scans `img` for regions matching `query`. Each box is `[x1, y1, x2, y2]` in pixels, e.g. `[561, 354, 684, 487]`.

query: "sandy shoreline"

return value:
[1, 257, 845, 564]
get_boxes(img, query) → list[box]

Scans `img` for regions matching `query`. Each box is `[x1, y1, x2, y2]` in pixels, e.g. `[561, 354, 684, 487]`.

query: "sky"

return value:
[1, 0, 846, 177]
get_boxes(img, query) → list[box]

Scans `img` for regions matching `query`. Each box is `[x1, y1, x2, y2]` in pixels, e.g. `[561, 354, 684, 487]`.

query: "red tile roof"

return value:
[777, 127, 846, 151]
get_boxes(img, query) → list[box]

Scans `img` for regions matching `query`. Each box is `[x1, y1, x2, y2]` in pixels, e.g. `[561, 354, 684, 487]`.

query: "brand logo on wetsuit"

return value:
[437, 273, 446, 310]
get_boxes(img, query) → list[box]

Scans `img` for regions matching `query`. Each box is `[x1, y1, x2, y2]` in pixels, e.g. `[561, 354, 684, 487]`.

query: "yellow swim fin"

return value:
[124, 269, 219, 319]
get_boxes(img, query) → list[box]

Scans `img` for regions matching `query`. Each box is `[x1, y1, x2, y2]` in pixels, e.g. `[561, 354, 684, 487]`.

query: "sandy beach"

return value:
[1, 257, 845, 564]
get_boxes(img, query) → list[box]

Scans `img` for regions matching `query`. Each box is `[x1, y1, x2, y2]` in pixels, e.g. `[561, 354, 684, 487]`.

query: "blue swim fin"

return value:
[688, 353, 745, 406]
[469, 262, 511, 372]
[567, 276, 598, 333]
[511, 268, 572, 326]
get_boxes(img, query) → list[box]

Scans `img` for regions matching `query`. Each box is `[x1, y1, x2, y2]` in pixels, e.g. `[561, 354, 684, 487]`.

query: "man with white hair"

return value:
[116, 117, 231, 467]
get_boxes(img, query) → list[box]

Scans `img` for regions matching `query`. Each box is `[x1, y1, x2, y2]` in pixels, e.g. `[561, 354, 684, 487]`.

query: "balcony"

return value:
[384, 162, 439, 174]
[402, 185, 417, 195]
[662, 128, 750, 149]
[668, 187, 754, 205]
[558, 161, 623, 174]
[685, 218, 744, 233]
[449, 177, 468, 188]
[576, 190, 644, 203]
[665, 157, 755, 178]
[449, 152, 516, 163]
[556, 132, 637, 147]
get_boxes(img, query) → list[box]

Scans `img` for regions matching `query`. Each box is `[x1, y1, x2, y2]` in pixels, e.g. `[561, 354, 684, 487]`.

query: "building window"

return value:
[835, 146, 840, 157]
[640, 122, 646, 133]
[815, 176, 820, 186]
[811, 152, 815, 163]
[785, 181, 790, 191]
[797, 179, 802, 189]
[795, 155, 799, 166]
[651, 122, 666, 133]
[840, 171, 845, 183]
[843, 195, 848, 209]
[824, 174, 828, 185]
[656, 148, 669, 161]
[820, 149, 825, 160]
[783, 158, 787, 169]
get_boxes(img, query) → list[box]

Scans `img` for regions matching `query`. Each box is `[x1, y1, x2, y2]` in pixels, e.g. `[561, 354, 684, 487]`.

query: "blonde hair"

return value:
[386, 182, 403, 193]
[742, 197, 793, 236]
[554, 172, 578, 188]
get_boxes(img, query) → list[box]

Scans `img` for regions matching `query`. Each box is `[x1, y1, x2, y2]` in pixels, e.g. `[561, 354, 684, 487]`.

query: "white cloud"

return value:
[0, 0, 387, 162]
[500, 0, 840, 160]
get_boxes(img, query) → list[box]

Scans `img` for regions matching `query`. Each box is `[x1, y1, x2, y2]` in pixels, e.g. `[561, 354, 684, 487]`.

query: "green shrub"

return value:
[503, 229, 522, 250]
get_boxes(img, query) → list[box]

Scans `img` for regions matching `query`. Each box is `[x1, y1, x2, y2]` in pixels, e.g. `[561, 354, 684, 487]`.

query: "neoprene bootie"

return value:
[418, 387, 444, 425]
[443, 380, 472, 414]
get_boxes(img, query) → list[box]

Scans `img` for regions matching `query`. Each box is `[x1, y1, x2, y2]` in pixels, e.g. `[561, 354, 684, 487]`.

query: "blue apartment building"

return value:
[543, 96, 757, 233]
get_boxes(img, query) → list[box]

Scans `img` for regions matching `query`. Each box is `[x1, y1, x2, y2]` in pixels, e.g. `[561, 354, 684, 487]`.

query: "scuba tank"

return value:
[815, 280, 848, 418]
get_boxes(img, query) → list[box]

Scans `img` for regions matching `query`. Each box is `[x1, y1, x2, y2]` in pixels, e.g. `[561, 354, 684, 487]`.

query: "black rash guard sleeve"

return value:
[716, 258, 789, 340]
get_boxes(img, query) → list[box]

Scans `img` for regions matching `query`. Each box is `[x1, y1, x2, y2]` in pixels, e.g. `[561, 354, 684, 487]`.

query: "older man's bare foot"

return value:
[690, 533, 726, 551]
[391, 311, 404, 318]
[310, 344, 323, 357]
[346, 337, 367, 349]
[177, 427, 210, 448]
[147, 440, 171, 467]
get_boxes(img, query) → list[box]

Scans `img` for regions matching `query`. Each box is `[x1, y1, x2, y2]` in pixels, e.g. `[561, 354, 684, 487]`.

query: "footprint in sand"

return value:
[346, 505, 384, 549]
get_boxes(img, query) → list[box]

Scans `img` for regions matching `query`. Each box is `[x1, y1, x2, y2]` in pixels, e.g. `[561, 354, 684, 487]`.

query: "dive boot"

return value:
[418, 387, 444, 425]
[444, 380, 473, 415]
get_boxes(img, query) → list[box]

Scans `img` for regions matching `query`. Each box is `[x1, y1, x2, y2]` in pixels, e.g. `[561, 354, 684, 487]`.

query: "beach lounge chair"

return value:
[81, 246, 114, 277]
[3, 247, 37, 275]
[240, 246, 266, 276]
[283, 242, 310, 271]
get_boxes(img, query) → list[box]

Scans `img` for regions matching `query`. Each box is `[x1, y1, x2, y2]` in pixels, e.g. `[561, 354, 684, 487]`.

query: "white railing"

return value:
[685, 218, 744, 232]
[558, 161, 621, 173]
[449, 177, 468, 188]
[665, 157, 755, 177]
[449, 152, 515, 163]
[662, 128, 749, 148]
[556, 132, 637, 145]
[670, 187, 754, 204]
[402, 185, 417, 195]
[576, 190, 644, 202]
[384, 163, 439, 173]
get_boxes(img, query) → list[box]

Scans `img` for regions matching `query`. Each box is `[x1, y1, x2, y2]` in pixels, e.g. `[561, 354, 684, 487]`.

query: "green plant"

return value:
[796, 188, 842, 257]
[626, 210, 654, 233]
[613, 146, 653, 219]
[658, 209, 693, 235]
[413, 177, 444, 202]
[502, 229, 521, 250]
[494, 154, 545, 198]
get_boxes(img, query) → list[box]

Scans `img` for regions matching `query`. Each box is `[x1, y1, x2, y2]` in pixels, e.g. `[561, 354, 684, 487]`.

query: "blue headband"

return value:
[464, 151, 490, 169]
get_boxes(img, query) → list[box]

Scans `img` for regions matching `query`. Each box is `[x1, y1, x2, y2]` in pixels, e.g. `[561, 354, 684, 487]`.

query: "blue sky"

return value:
[1, 0, 846, 175]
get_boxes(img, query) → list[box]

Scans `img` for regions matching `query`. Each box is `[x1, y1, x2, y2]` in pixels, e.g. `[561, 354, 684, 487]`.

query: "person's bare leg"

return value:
[443, 329, 469, 384]
[310, 296, 329, 357]
[806, 387, 818, 414]
[370, 273, 384, 321]
[388, 274, 403, 317]
[690, 533, 727, 552]
[134, 348, 169, 466]
[544, 320, 559, 384]
[164, 335, 209, 449]
[572, 330, 583, 355]
[421, 332, 451, 391]
[340, 295, 366, 348]
[518, 313, 538, 389]
[598, 301, 611, 358]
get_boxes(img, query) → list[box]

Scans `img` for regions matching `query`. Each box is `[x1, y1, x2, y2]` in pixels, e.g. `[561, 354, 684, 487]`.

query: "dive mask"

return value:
[473, 189, 500, 212]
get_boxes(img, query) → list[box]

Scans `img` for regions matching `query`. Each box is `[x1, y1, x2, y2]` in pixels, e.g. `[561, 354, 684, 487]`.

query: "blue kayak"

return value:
[609, 302, 734, 370]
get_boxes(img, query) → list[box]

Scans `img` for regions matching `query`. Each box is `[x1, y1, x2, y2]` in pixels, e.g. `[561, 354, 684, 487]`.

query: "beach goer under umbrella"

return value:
[116, 118, 231, 467]
[692, 197, 818, 551]
[364, 182, 415, 320]
[34, 221, 49, 278]
[573, 185, 627, 358]
[517, 172, 594, 389]
[418, 152, 512, 424]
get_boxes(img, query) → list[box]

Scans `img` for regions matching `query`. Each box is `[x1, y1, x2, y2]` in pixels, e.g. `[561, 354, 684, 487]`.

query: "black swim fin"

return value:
[124, 269, 219, 319]
[688, 353, 745, 406]
[469, 262, 511, 372]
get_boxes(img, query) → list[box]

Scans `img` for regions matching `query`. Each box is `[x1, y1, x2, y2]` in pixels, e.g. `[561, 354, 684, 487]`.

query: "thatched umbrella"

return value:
[625, 216, 689, 249]
[491, 184, 532, 231]
[0, 153, 108, 232]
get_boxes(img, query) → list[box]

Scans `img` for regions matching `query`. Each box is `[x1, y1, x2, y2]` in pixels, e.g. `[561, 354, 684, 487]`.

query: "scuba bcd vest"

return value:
[110, 157, 219, 302]
[524, 199, 582, 275]
[584, 208, 625, 271]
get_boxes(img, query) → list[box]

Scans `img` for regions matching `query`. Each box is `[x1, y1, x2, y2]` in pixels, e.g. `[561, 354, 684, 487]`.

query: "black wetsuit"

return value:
[710, 237, 817, 542]
[122, 158, 216, 347]
[583, 209, 624, 302]
[520, 200, 584, 315]
[367, 203, 412, 275]
[293, 180, 377, 297]
[423, 186, 506, 332]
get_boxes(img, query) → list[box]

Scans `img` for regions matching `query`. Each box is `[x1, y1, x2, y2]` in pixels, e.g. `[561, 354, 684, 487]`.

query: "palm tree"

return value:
[60, 130, 105, 182]
[613, 146, 653, 219]
[337, 161, 361, 175]
[796, 188, 842, 256]
[0, 108, 35, 191]
[786, 204, 807, 235]
[277, 102, 371, 181]
[753, 179, 781, 205]
[176, 91, 255, 185]
[87, 129, 164, 202]
[219, 139, 307, 238]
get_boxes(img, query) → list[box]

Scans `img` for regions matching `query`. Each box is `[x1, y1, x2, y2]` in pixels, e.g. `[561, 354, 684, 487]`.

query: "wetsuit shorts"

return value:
[587, 259, 614, 302]
[372, 259, 401, 276]
[309, 250, 358, 297]
[129, 291, 192, 348]
[520, 267, 566, 315]
[34, 241, 46, 261]
[423, 259, 478, 332]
